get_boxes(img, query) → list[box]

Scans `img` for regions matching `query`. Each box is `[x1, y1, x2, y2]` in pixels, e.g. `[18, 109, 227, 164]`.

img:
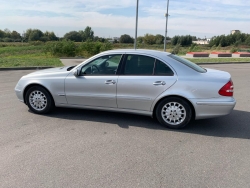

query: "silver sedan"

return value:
[15, 49, 236, 129]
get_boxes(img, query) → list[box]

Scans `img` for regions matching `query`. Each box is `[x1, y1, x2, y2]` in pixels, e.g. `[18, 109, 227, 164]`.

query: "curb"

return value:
[60, 57, 85, 59]
[0, 66, 54, 71]
[196, 62, 250, 65]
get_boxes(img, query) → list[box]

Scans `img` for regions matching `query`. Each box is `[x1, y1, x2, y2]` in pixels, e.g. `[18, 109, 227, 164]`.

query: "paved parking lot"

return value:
[0, 64, 250, 188]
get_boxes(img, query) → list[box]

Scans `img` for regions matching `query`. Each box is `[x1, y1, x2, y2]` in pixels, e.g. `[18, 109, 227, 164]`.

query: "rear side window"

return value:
[123, 54, 174, 76]
[169, 54, 206, 73]
[154, 60, 174, 76]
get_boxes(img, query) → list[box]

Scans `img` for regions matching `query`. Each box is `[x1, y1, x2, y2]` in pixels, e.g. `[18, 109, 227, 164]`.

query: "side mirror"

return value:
[73, 69, 79, 77]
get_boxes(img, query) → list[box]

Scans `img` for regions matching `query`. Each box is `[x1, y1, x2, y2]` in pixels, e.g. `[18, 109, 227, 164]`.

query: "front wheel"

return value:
[25, 86, 54, 114]
[156, 97, 192, 129]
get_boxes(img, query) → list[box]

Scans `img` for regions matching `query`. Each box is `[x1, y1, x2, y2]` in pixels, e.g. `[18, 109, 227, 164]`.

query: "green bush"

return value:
[44, 40, 113, 57]
[171, 44, 181, 54]
[230, 46, 238, 53]
[210, 45, 217, 51]
[216, 44, 221, 51]
[100, 42, 112, 51]
[44, 40, 76, 57]
[2, 38, 13, 42]
[78, 41, 113, 57]
[29, 41, 44, 46]
[189, 43, 201, 52]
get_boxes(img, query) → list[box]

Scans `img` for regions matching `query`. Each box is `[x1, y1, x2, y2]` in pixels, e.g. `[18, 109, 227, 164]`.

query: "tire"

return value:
[25, 86, 54, 114]
[156, 97, 192, 129]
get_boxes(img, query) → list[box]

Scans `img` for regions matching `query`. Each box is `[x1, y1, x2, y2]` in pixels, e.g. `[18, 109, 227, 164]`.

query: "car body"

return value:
[15, 49, 236, 128]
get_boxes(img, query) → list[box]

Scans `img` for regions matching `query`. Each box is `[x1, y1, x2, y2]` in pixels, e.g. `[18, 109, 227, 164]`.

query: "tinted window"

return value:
[80, 54, 122, 75]
[169, 54, 206, 73]
[124, 55, 155, 75]
[154, 60, 174, 76]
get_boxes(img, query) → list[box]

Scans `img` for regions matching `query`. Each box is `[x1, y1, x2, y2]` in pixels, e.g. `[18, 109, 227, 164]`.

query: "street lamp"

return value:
[134, 0, 139, 49]
[164, 0, 170, 52]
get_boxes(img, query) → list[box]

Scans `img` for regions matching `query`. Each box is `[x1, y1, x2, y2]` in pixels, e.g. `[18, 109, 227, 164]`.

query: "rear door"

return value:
[117, 54, 177, 111]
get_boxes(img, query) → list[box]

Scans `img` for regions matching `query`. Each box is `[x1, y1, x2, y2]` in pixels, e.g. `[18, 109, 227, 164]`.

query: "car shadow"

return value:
[182, 110, 250, 139]
[44, 108, 250, 140]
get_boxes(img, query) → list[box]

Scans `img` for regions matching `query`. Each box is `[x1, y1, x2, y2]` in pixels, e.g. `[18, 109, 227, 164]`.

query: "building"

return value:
[107, 37, 120, 43]
[192, 38, 210, 45]
[231, 30, 240, 35]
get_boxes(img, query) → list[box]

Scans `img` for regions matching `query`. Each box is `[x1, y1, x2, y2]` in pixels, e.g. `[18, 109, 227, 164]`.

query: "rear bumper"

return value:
[192, 98, 236, 120]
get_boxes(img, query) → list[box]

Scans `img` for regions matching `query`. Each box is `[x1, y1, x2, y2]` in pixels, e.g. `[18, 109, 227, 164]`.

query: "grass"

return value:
[0, 44, 63, 67]
[186, 58, 250, 64]
[0, 57, 62, 67]
[0, 42, 249, 67]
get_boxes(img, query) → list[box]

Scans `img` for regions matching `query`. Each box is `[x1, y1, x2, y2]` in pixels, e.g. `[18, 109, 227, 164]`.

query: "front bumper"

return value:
[15, 84, 24, 103]
[191, 98, 236, 120]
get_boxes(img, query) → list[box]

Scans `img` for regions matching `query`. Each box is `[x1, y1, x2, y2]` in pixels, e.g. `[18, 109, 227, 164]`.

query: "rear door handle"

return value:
[105, 80, 116, 85]
[153, 81, 166, 86]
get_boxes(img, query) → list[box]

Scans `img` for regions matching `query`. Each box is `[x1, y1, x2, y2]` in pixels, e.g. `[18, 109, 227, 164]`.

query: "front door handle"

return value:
[153, 81, 166, 86]
[105, 80, 116, 85]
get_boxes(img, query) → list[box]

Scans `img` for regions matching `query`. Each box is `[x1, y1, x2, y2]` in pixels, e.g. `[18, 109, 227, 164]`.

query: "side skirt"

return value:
[55, 103, 153, 117]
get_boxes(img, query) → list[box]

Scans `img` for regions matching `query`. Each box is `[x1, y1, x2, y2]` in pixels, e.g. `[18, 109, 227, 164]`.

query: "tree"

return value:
[171, 36, 179, 45]
[155, 34, 164, 44]
[192, 36, 197, 41]
[143, 34, 156, 45]
[137, 36, 144, 43]
[29, 29, 44, 41]
[44, 31, 58, 41]
[245, 36, 250, 46]
[0, 29, 5, 38]
[24, 29, 33, 41]
[4, 28, 11, 38]
[79, 26, 94, 41]
[64, 31, 82, 42]
[11, 31, 21, 41]
[94, 36, 106, 42]
[171, 35, 192, 46]
[119, 34, 134, 43]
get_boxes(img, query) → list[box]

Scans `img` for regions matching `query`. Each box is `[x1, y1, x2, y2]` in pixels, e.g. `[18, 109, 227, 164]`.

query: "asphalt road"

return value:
[0, 64, 250, 188]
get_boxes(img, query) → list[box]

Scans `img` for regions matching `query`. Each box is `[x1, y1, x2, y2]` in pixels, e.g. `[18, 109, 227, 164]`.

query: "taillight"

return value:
[219, 80, 234, 96]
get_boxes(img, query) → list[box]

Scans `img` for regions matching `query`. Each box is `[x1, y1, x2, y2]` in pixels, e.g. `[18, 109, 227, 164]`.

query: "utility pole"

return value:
[134, 0, 139, 49]
[164, 0, 170, 52]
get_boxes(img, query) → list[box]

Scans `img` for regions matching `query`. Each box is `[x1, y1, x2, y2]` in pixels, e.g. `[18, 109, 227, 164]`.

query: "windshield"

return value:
[168, 54, 206, 73]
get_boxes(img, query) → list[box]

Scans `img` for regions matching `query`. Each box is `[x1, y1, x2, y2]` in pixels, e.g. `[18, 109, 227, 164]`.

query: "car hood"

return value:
[26, 66, 74, 76]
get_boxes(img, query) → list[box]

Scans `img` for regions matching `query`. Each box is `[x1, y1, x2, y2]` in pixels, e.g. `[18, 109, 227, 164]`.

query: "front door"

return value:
[65, 54, 122, 108]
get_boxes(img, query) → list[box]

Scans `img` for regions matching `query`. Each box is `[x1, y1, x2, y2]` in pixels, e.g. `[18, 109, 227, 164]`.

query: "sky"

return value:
[0, 0, 250, 38]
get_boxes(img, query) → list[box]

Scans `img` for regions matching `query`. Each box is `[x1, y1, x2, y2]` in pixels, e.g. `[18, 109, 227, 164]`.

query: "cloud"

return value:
[0, 0, 249, 38]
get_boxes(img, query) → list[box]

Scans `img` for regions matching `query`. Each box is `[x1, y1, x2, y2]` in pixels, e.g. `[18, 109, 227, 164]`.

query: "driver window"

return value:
[80, 54, 122, 75]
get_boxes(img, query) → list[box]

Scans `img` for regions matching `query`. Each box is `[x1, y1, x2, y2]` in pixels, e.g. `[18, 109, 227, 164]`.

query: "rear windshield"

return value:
[168, 54, 206, 73]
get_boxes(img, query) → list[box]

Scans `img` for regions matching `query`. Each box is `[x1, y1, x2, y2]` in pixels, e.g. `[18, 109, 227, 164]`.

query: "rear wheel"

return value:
[156, 97, 192, 129]
[25, 86, 54, 114]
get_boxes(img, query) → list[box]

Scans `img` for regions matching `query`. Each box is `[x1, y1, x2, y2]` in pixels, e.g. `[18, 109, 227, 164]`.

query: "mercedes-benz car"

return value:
[15, 49, 236, 129]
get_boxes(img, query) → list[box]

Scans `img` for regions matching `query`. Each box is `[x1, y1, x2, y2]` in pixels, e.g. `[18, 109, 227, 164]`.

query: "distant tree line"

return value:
[119, 33, 171, 45]
[0, 26, 104, 43]
[0, 29, 22, 42]
[1, 26, 250, 47]
[0, 28, 58, 42]
[209, 32, 250, 47]
[64, 26, 104, 42]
